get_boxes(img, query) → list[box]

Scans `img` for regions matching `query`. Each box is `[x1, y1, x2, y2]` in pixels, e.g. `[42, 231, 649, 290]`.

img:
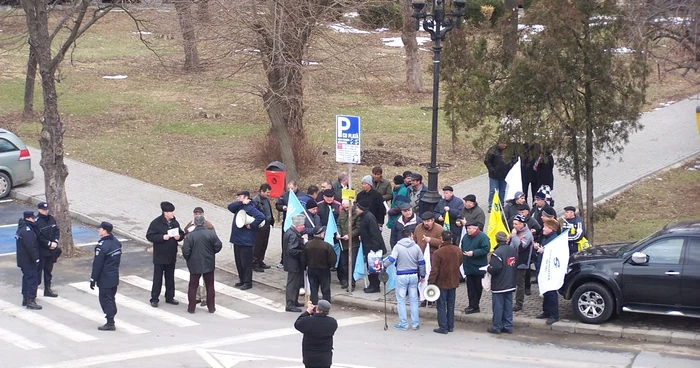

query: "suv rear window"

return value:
[0, 138, 19, 153]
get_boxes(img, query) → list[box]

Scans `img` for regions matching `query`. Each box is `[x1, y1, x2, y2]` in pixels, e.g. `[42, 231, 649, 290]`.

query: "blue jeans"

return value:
[543, 290, 559, 320]
[492, 291, 513, 332]
[395, 274, 419, 329]
[436, 287, 456, 331]
[488, 178, 507, 210]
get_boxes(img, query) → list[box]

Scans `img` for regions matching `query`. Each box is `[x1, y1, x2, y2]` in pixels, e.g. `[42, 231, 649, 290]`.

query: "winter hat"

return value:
[306, 201, 318, 210]
[421, 211, 435, 220]
[98, 221, 113, 233]
[160, 201, 175, 212]
[513, 214, 527, 223]
[542, 207, 557, 218]
[543, 218, 559, 231]
[356, 201, 369, 212]
[442, 186, 454, 192]
[398, 202, 412, 211]
[514, 191, 525, 200]
[322, 189, 335, 198]
[463, 194, 477, 203]
[313, 226, 326, 236]
[23, 210, 35, 219]
[466, 219, 480, 227]
[193, 207, 204, 214]
[361, 175, 373, 186]
[317, 299, 332, 312]
[495, 231, 508, 242]
[564, 206, 576, 213]
[534, 191, 547, 200]
[37, 201, 49, 210]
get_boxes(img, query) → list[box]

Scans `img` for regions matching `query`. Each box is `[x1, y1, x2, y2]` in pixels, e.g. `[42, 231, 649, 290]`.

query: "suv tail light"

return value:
[18, 149, 31, 161]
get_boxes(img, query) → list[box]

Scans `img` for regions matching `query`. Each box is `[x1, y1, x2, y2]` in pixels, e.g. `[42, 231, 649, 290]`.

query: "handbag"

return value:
[577, 237, 591, 251]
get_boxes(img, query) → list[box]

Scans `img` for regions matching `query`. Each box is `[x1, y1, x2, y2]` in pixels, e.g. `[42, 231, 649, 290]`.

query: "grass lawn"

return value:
[594, 157, 700, 243]
[1, 7, 699, 207]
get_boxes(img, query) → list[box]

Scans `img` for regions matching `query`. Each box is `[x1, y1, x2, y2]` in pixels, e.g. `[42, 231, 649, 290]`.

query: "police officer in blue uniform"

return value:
[90, 222, 122, 331]
[16, 210, 42, 310]
[35, 201, 60, 297]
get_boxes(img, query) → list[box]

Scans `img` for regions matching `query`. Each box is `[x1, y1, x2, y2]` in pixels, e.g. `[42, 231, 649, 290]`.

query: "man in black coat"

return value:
[302, 227, 336, 304]
[35, 201, 59, 297]
[146, 201, 184, 307]
[252, 184, 275, 272]
[276, 181, 300, 267]
[16, 210, 42, 310]
[294, 300, 338, 368]
[183, 215, 223, 313]
[90, 222, 122, 331]
[356, 175, 387, 229]
[357, 201, 386, 293]
[284, 214, 307, 312]
[316, 189, 341, 227]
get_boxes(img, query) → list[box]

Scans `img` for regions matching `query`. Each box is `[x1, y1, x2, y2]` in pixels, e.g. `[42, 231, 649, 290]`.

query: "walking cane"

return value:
[379, 268, 389, 331]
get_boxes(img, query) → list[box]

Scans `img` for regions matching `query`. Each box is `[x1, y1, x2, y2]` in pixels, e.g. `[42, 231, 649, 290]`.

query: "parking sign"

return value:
[336, 115, 361, 164]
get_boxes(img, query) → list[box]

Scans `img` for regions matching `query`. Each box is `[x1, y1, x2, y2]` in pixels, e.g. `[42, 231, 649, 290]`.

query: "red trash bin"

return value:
[265, 161, 287, 198]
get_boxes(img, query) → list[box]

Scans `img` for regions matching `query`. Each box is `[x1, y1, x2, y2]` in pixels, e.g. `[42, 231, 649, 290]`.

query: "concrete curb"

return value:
[10, 189, 150, 249]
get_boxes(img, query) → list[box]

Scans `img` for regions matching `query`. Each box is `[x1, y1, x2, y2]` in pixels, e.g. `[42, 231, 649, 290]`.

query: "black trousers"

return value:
[37, 255, 55, 286]
[279, 218, 286, 264]
[286, 271, 302, 307]
[337, 247, 358, 285]
[234, 245, 253, 285]
[525, 268, 532, 291]
[307, 268, 331, 304]
[151, 263, 175, 303]
[188, 271, 215, 312]
[253, 225, 271, 265]
[99, 286, 118, 320]
[466, 274, 484, 309]
[21, 266, 38, 298]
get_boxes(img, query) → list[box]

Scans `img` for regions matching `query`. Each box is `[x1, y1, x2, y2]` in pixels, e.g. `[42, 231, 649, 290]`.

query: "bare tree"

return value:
[173, 0, 201, 71]
[502, 0, 518, 65]
[23, 50, 37, 118]
[19, 0, 118, 256]
[401, 0, 422, 93]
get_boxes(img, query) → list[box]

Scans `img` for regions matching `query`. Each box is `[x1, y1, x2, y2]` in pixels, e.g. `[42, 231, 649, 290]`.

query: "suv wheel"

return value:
[0, 172, 11, 199]
[571, 282, 614, 324]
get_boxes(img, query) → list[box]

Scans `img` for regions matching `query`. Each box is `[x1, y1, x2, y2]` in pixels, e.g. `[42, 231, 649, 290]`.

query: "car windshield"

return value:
[616, 228, 663, 258]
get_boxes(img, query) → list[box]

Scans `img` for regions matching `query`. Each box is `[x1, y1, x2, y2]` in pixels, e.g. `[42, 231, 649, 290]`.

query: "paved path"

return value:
[10, 96, 700, 338]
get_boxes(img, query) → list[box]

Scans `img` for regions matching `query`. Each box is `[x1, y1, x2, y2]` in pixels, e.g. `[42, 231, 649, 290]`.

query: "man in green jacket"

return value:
[461, 221, 490, 314]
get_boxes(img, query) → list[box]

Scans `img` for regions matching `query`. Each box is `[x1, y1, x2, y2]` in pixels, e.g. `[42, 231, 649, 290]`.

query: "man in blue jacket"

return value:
[16, 210, 42, 310]
[228, 191, 265, 290]
[90, 222, 122, 331]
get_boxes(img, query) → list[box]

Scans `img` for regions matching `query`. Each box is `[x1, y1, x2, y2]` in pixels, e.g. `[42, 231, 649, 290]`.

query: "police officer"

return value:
[90, 222, 122, 331]
[35, 201, 60, 297]
[16, 210, 42, 310]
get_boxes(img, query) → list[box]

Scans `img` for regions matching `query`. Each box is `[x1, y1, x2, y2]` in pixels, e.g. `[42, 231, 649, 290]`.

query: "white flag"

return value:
[537, 232, 570, 295]
[504, 157, 523, 202]
[418, 246, 432, 301]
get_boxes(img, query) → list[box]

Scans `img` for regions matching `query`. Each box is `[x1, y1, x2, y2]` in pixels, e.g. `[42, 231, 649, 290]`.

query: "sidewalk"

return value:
[11, 97, 700, 345]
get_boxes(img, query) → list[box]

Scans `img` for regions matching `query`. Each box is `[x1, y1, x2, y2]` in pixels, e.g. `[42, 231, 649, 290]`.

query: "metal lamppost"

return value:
[412, 0, 467, 212]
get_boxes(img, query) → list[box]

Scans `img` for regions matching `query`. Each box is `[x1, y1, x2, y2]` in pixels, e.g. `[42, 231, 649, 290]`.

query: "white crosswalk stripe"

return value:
[120, 275, 249, 320]
[174, 269, 285, 313]
[41, 296, 149, 335]
[0, 298, 98, 342]
[0, 326, 45, 350]
[69, 282, 199, 328]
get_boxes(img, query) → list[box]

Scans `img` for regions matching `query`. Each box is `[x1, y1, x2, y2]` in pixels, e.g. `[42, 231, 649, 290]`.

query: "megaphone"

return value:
[424, 284, 440, 302]
[235, 210, 266, 229]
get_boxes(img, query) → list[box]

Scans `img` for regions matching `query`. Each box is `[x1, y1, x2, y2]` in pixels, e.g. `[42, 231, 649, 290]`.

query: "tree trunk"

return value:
[174, 0, 201, 72]
[402, 0, 422, 93]
[264, 91, 298, 181]
[23, 47, 38, 118]
[502, 0, 519, 66]
[570, 132, 585, 217]
[197, 0, 210, 24]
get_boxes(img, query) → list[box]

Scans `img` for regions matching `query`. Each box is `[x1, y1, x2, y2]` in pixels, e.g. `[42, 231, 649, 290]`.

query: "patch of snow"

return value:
[658, 101, 675, 108]
[612, 47, 635, 54]
[233, 49, 260, 54]
[102, 75, 127, 80]
[302, 60, 321, 66]
[375, 27, 389, 33]
[329, 23, 370, 34]
[381, 36, 431, 48]
[132, 31, 152, 35]
[376, 52, 387, 56]
[518, 24, 544, 41]
[653, 17, 692, 25]
[190, 183, 204, 187]
[344, 12, 359, 18]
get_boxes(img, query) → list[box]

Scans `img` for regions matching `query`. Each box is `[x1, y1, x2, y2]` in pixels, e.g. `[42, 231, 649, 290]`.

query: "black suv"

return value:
[560, 221, 700, 324]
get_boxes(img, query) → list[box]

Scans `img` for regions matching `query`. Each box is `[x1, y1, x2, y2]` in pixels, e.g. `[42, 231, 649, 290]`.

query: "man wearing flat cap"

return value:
[435, 186, 464, 244]
[183, 206, 216, 305]
[35, 201, 60, 298]
[414, 211, 443, 256]
[294, 299, 338, 368]
[302, 226, 336, 305]
[316, 189, 341, 228]
[146, 201, 184, 307]
[561, 206, 585, 255]
[461, 220, 490, 314]
[457, 194, 485, 232]
[228, 191, 265, 291]
[90, 222, 122, 331]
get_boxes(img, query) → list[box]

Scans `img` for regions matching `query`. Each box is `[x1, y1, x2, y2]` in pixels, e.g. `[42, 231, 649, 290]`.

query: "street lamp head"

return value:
[412, 0, 426, 12]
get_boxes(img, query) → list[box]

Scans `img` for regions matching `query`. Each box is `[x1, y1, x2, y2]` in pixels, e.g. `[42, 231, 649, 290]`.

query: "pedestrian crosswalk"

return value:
[0, 268, 294, 353]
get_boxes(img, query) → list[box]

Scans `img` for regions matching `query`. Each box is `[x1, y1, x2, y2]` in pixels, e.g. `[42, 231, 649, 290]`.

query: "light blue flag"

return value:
[283, 190, 306, 231]
[324, 212, 341, 268]
[353, 242, 366, 281]
[386, 263, 397, 292]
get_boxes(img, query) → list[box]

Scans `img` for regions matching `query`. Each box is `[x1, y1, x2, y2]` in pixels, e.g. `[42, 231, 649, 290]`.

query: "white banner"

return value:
[537, 232, 570, 295]
[504, 157, 523, 202]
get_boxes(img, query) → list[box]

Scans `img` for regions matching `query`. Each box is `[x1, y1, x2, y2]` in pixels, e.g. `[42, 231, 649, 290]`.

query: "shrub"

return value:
[464, 0, 506, 25]
[359, 1, 403, 30]
[253, 131, 321, 177]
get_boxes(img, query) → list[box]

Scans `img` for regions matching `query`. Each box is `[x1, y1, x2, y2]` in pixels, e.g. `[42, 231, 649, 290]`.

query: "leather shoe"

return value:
[97, 323, 115, 331]
[363, 287, 380, 293]
[503, 329, 513, 334]
[487, 327, 501, 334]
[253, 266, 264, 273]
[525, 289, 532, 296]
[448, 328, 454, 332]
[546, 317, 559, 325]
[463, 307, 480, 314]
[433, 328, 448, 334]
[259, 262, 271, 269]
[150, 301, 158, 308]
[239, 283, 252, 290]
[512, 305, 522, 312]
[285, 306, 302, 312]
[294, 302, 305, 307]
[187, 309, 195, 314]
[234, 282, 245, 287]
[536, 313, 549, 319]
[165, 299, 179, 305]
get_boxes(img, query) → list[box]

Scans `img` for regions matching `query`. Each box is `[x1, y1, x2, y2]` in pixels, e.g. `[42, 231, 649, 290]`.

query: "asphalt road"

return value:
[0, 245, 699, 368]
[0, 199, 103, 255]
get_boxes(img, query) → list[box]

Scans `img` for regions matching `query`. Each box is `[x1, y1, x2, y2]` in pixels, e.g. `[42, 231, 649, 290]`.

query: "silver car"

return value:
[0, 129, 34, 198]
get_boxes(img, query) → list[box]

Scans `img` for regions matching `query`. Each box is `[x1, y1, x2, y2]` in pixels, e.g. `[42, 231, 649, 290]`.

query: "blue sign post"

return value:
[335, 115, 361, 164]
